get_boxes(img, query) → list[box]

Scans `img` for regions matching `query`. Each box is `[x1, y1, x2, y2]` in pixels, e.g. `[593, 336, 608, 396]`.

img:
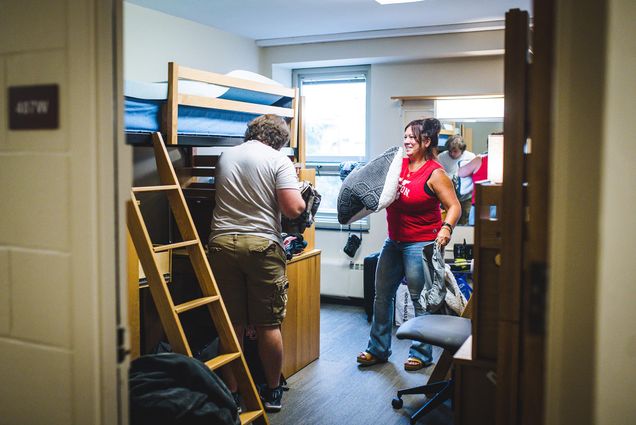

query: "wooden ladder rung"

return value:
[153, 240, 198, 252]
[240, 410, 264, 424]
[174, 295, 219, 314]
[205, 352, 242, 370]
[132, 184, 180, 193]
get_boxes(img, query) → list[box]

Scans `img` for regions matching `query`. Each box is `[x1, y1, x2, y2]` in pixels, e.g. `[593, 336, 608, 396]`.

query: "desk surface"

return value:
[454, 335, 473, 363]
[288, 248, 321, 264]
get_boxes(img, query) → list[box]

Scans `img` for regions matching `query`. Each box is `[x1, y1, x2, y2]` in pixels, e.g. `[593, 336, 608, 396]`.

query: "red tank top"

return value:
[386, 158, 443, 242]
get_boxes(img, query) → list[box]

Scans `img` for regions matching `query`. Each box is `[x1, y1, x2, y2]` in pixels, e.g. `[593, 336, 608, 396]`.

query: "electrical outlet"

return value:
[349, 262, 364, 270]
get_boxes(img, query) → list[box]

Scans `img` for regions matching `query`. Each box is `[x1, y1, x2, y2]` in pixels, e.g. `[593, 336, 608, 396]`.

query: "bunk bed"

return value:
[127, 62, 319, 378]
[125, 63, 299, 155]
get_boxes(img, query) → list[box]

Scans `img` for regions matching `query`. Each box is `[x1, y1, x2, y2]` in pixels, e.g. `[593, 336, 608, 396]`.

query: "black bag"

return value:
[129, 353, 240, 425]
[363, 252, 380, 322]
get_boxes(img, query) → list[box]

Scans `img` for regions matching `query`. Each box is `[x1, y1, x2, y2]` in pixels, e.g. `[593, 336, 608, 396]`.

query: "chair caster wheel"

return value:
[392, 397, 403, 409]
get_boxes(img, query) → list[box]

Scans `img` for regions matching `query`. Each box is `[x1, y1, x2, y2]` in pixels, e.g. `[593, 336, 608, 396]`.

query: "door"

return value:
[497, 4, 555, 425]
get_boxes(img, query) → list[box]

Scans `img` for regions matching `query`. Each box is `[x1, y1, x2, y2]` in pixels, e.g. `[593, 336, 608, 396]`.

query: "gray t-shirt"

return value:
[210, 140, 299, 245]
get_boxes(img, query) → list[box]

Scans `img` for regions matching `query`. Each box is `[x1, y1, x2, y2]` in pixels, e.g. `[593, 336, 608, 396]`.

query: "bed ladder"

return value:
[127, 131, 268, 425]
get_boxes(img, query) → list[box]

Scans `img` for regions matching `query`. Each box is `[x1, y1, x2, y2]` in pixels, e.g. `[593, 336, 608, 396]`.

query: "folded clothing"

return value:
[282, 233, 308, 259]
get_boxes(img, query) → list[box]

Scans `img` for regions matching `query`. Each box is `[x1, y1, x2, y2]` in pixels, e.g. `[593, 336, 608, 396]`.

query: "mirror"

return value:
[399, 96, 503, 251]
[438, 119, 503, 227]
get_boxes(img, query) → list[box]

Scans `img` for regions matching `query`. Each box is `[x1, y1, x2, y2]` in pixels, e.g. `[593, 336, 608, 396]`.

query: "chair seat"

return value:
[396, 315, 471, 352]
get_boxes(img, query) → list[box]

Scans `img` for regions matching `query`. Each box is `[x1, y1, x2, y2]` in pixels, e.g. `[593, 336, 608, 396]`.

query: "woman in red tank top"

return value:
[357, 118, 461, 370]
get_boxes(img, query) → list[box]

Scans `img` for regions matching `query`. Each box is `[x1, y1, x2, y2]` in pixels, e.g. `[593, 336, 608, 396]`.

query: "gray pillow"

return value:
[337, 146, 403, 225]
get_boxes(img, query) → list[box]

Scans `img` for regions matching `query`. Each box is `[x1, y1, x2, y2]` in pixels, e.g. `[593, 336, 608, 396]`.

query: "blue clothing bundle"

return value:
[282, 233, 307, 260]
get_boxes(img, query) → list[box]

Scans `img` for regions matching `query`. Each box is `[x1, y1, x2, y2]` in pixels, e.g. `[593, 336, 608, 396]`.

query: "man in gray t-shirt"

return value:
[208, 114, 305, 412]
[438, 135, 475, 225]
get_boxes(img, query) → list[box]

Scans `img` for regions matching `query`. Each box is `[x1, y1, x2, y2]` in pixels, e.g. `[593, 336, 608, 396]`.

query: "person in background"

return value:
[458, 153, 487, 225]
[437, 135, 476, 225]
[356, 118, 461, 371]
[208, 114, 305, 413]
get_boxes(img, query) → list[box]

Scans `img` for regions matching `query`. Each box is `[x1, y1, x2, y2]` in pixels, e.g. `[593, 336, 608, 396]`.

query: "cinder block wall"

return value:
[0, 1, 121, 424]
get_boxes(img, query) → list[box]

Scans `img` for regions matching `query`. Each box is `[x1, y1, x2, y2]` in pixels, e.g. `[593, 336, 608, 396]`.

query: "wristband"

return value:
[441, 222, 453, 235]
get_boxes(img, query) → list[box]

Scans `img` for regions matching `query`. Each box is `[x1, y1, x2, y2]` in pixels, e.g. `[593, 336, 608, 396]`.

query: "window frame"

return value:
[306, 162, 370, 231]
[293, 66, 371, 230]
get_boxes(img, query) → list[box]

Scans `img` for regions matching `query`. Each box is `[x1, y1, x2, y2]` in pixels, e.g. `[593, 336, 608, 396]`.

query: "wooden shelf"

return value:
[391, 94, 503, 101]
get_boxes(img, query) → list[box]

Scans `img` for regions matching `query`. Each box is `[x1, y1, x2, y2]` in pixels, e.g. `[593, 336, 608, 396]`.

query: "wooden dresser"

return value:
[281, 248, 321, 377]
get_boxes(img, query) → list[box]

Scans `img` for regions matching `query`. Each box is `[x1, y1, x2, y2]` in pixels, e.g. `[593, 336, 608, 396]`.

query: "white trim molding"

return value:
[256, 20, 506, 47]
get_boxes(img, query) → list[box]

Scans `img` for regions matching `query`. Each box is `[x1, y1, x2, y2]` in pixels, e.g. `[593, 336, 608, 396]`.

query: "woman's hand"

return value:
[436, 226, 452, 247]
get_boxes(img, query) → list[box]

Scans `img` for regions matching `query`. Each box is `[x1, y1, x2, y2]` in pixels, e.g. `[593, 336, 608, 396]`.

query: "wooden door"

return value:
[496, 3, 555, 424]
[518, 0, 555, 423]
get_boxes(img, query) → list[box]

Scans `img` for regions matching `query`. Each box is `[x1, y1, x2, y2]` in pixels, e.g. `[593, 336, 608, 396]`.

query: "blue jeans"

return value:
[366, 238, 434, 363]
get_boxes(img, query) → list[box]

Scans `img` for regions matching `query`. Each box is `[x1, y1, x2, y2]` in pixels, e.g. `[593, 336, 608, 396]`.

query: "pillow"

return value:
[337, 146, 403, 225]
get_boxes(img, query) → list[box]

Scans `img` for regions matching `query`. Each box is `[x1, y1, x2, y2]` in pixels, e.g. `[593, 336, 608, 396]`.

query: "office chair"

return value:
[392, 314, 472, 424]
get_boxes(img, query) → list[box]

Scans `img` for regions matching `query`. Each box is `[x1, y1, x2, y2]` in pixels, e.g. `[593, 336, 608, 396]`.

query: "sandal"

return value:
[356, 351, 386, 366]
[404, 357, 429, 371]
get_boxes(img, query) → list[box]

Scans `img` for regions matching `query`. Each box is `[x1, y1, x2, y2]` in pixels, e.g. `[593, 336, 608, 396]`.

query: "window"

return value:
[294, 66, 370, 230]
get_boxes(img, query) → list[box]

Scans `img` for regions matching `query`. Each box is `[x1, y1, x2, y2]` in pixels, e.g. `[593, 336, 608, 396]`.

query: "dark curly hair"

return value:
[244, 114, 290, 151]
[404, 117, 442, 159]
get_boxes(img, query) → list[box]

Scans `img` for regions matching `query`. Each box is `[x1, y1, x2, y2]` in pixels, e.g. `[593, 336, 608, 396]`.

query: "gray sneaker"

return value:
[261, 386, 283, 412]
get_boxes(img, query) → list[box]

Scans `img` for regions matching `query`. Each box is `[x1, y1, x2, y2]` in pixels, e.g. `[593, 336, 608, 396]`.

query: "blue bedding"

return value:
[124, 76, 293, 140]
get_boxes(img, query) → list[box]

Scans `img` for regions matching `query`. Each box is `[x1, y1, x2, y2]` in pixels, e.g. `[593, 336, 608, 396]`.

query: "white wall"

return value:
[262, 35, 503, 297]
[547, 0, 636, 424]
[123, 8, 505, 298]
[260, 30, 504, 77]
[0, 0, 122, 424]
[596, 0, 636, 423]
[124, 2, 260, 81]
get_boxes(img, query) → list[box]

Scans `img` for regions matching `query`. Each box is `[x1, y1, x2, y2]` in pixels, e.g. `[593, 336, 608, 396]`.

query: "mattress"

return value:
[125, 70, 293, 144]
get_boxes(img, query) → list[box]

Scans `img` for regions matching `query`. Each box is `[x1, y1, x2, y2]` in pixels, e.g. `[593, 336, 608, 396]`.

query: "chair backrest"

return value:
[426, 295, 473, 383]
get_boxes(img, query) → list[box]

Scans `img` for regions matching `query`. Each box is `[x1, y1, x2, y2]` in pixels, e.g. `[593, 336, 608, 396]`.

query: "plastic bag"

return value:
[421, 243, 447, 313]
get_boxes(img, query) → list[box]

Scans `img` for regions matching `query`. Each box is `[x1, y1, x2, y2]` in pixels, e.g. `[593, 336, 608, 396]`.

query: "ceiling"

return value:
[126, 0, 532, 45]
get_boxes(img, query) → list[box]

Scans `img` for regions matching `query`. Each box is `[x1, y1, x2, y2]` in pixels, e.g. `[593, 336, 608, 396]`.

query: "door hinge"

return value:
[528, 261, 548, 335]
[117, 326, 130, 364]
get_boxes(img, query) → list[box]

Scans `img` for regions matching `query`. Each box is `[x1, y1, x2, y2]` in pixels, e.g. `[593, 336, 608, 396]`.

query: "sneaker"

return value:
[231, 392, 242, 414]
[261, 385, 284, 412]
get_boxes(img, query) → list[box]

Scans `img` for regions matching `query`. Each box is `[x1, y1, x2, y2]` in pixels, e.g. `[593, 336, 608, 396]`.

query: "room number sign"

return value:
[8, 84, 59, 130]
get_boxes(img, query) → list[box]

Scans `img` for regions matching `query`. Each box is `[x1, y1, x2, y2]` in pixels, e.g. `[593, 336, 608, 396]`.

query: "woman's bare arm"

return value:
[428, 168, 461, 247]
[458, 155, 482, 178]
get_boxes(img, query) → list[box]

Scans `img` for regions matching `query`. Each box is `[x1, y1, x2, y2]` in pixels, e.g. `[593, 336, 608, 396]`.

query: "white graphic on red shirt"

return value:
[398, 177, 411, 198]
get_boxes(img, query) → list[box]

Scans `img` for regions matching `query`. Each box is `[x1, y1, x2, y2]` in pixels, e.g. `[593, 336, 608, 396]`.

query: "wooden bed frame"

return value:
[163, 62, 301, 156]
[130, 62, 319, 378]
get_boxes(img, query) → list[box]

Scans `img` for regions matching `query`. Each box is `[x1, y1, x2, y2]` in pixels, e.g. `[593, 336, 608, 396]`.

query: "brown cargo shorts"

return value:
[208, 234, 288, 326]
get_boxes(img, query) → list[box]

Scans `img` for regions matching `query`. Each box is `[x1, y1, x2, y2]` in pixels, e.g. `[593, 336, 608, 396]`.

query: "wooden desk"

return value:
[282, 248, 321, 377]
[452, 182, 501, 423]
[454, 336, 497, 425]
[128, 241, 321, 378]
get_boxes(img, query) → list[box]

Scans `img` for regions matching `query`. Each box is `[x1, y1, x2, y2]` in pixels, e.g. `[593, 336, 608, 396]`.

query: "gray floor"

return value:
[269, 302, 452, 425]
